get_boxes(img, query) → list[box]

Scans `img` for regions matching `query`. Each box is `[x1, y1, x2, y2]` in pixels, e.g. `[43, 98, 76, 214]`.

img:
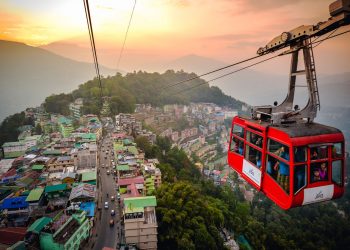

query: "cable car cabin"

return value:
[228, 116, 345, 210]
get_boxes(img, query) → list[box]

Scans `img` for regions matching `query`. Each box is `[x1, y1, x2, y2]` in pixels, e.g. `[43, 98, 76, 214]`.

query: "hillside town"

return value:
[0, 99, 246, 250]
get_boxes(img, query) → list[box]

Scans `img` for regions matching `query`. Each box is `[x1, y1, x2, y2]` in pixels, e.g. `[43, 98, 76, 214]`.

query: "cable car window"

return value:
[294, 165, 306, 194]
[247, 131, 263, 148]
[266, 154, 289, 194]
[310, 146, 328, 160]
[233, 125, 244, 138]
[332, 161, 342, 185]
[294, 147, 307, 163]
[268, 139, 289, 160]
[332, 143, 343, 158]
[230, 136, 244, 155]
[310, 162, 328, 183]
[245, 145, 262, 168]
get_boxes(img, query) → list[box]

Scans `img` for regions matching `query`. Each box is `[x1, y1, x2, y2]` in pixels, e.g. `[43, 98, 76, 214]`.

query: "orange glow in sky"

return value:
[0, 0, 349, 74]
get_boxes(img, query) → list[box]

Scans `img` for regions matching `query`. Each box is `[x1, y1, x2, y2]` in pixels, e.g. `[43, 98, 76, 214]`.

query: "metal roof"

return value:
[124, 196, 157, 214]
[44, 183, 68, 193]
[26, 188, 44, 202]
[1, 196, 28, 210]
[242, 117, 341, 138]
[81, 171, 96, 182]
[27, 217, 51, 234]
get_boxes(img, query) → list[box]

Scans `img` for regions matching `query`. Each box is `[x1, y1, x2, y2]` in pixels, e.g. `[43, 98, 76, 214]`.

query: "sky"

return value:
[0, 0, 349, 74]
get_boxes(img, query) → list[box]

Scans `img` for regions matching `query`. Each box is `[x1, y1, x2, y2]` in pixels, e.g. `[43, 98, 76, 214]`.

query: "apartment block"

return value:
[123, 196, 158, 250]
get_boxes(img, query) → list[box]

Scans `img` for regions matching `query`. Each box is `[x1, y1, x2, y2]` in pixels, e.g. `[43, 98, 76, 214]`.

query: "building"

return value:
[69, 98, 83, 119]
[40, 211, 91, 250]
[58, 117, 74, 138]
[72, 146, 97, 170]
[2, 142, 27, 159]
[81, 171, 97, 185]
[26, 188, 45, 212]
[21, 135, 42, 149]
[0, 196, 29, 226]
[47, 156, 73, 174]
[123, 196, 158, 250]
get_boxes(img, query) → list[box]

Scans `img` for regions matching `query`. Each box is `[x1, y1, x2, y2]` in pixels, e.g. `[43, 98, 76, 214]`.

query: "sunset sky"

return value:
[0, 0, 349, 74]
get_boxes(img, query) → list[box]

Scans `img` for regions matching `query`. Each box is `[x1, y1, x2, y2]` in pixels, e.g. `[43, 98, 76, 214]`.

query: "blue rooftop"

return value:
[1, 196, 28, 210]
[80, 201, 95, 217]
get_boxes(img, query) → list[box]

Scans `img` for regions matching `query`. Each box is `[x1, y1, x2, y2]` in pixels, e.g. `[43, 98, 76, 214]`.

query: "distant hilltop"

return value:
[0, 40, 115, 122]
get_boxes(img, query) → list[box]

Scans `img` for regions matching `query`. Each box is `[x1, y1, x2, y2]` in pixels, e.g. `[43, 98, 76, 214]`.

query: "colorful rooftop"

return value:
[26, 188, 44, 202]
[117, 164, 130, 171]
[124, 196, 157, 214]
[118, 176, 144, 186]
[44, 183, 68, 193]
[32, 164, 45, 171]
[1, 196, 28, 210]
[27, 217, 52, 234]
[81, 171, 97, 182]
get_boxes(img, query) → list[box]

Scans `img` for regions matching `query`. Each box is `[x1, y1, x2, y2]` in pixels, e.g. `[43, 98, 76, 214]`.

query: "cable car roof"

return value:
[240, 116, 341, 138]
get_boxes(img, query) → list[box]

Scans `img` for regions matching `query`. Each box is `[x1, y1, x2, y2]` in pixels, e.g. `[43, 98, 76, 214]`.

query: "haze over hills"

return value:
[38, 41, 350, 108]
[2, 39, 349, 133]
[0, 40, 115, 122]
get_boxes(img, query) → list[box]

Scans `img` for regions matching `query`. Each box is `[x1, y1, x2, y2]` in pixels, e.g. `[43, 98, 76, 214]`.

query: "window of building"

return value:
[230, 136, 244, 155]
[266, 154, 290, 194]
[245, 145, 262, 168]
[332, 143, 343, 158]
[332, 161, 342, 185]
[247, 131, 263, 148]
[232, 125, 244, 138]
[310, 162, 328, 183]
[294, 146, 307, 163]
[294, 165, 306, 194]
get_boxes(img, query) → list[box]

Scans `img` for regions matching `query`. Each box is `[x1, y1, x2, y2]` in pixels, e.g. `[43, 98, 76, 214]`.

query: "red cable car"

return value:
[228, 116, 345, 209]
[227, 0, 349, 209]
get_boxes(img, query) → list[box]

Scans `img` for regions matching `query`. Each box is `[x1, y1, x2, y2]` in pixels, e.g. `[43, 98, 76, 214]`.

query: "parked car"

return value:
[111, 210, 115, 216]
[104, 202, 109, 209]
[111, 196, 115, 201]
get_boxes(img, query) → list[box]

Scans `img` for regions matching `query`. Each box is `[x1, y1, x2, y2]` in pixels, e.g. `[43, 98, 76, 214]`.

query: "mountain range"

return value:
[1, 40, 349, 123]
[0, 40, 115, 122]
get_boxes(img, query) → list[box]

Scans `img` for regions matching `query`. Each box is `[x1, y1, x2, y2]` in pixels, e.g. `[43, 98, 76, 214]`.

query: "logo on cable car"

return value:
[242, 159, 261, 187]
[248, 169, 255, 176]
[302, 185, 334, 205]
[315, 191, 324, 200]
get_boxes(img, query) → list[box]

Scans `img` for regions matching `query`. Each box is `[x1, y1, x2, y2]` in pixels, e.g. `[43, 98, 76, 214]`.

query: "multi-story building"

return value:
[47, 156, 73, 173]
[69, 98, 83, 119]
[72, 146, 97, 170]
[58, 117, 74, 138]
[40, 211, 91, 250]
[21, 135, 42, 149]
[2, 142, 27, 158]
[123, 196, 158, 250]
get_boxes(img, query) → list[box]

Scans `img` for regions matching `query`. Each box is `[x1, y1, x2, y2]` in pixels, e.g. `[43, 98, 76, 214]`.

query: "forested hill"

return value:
[44, 70, 246, 116]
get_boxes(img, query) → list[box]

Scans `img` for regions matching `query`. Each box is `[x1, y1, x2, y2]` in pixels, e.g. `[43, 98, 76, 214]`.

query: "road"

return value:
[93, 137, 122, 250]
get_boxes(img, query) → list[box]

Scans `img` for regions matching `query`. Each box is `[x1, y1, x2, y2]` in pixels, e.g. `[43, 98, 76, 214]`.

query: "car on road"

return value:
[111, 209, 115, 216]
[107, 170, 110, 175]
[104, 201, 109, 209]
[109, 219, 114, 227]
[111, 196, 115, 201]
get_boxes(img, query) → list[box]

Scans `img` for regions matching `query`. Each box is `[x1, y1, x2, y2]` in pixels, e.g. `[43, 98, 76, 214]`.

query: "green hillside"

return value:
[44, 70, 246, 116]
